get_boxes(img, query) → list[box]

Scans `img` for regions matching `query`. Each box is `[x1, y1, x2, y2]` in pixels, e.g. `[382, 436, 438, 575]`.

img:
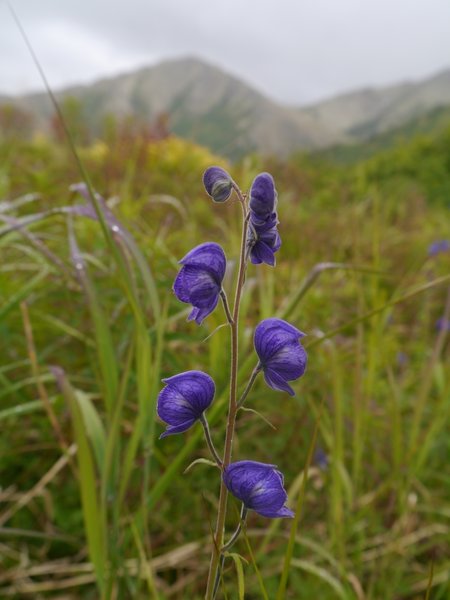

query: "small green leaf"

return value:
[183, 457, 220, 474]
[240, 406, 277, 430]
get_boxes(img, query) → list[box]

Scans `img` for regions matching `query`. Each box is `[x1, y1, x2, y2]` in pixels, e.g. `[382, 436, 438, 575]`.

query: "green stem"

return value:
[212, 505, 248, 599]
[237, 364, 261, 409]
[222, 505, 248, 553]
[220, 290, 234, 325]
[205, 189, 248, 599]
[200, 414, 223, 468]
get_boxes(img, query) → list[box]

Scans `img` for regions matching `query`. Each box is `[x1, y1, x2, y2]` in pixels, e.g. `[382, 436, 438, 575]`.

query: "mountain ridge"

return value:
[1, 56, 450, 157]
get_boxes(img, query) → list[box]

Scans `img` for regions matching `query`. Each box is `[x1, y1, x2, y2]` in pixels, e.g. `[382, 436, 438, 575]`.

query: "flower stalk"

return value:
[200, 414, 223, 468]
[212, 504, 248, 599]
[220, 289, 234, 325]
[205, 189, 248, 599]
[237, 363, 262, 409]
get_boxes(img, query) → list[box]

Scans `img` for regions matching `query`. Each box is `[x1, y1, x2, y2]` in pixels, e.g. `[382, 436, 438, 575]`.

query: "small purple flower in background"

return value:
[436, 317, 450, 332]
[254, 318, 307, 395]
[203, 166, 233, 203]
[314, 447, 329, 470]
[157, 370, 215, 438]
[396, 351, 409, 367]
[173, 242, 226, 324]
[428, 240, 450, 257]
[247, 173, 281, 266]
[223, 460, 294, 518]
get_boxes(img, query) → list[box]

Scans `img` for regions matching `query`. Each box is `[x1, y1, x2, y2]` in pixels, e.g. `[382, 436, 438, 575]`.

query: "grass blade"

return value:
[52, 367, 106, 592]
[76, 390, 107, 475]
[290, 559, 348, 600]
[276, 416, 320, 599]
[225, 552, 247, 600]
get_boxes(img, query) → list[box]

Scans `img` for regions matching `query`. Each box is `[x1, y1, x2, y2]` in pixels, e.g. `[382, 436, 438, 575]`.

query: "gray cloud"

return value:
[2, 0, 450, 104]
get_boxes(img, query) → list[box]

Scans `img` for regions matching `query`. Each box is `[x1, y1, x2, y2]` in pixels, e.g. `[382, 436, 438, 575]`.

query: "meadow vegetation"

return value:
[0, 119, 449, 598]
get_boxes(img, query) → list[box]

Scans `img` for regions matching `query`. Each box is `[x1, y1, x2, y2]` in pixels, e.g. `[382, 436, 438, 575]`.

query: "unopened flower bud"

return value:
[203, 166, 233, 202]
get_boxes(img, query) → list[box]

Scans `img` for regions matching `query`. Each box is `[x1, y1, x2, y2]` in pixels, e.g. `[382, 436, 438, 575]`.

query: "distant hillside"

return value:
[300, 68, 450, 143]
[2, 58, 332, 157]
[315, 105, 450, 164]
[1, 57, 450, 158]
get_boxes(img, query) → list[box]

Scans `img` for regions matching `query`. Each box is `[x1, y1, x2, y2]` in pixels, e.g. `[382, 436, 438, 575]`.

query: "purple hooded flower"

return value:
[173, 242, 226, 324]
[248, 223, 281, 266]
[223, 460, 294, 518]
[203, 166, 233, 202]
[247, 173, 281, 266]
[157, 370, 215, 438]
[254, 318, 307, 396]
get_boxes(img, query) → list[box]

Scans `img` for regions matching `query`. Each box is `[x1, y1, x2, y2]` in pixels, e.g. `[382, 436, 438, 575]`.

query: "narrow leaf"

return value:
[225, 552, 248, 600]
[239, 406, 277, 430]
[183, 458, 220, 474]
[291, 559, 348, 599]
[76, 390, 106, 475]
[51, 367, 106, 590]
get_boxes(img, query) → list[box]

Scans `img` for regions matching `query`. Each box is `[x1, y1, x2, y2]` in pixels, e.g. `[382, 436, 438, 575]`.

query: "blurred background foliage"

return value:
[0, 111, 449, 598]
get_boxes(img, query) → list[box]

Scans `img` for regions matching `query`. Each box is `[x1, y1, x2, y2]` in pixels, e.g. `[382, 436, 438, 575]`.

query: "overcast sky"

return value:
[1, 0, 450, 105]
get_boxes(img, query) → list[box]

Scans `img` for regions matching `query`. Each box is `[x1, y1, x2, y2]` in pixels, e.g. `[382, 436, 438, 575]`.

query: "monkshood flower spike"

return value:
[223, 460, 294, 518]
[157, 370, 215, 438]
[247, 172, 281, 266]
[254, 318, 307, 395]
[203, 166, 233, 203]
[159, 167, 310, 598]
[173, 242, 226, 324]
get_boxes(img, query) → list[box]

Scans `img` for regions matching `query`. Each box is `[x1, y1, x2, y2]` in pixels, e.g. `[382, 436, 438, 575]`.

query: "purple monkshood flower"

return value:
[247, 173, 281, 266]
[203, 166, 233, 202]
[254, 318, 307, 396]
[428, 240, 450, 257]
[248, 223, 281, 266]
[173, 242, 226, 324]
[223, 460, 294, 518]
[157, 370, 215, 438]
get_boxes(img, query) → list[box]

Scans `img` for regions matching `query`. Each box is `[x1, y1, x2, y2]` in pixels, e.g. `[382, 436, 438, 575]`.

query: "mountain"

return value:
[315, 104, 450, 164]
[2, 57, 333, 156]
[299, 68, 450, 144]
[2, 57, 450, 157]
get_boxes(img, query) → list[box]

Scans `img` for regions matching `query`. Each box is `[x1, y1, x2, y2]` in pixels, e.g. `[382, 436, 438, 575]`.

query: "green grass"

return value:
[0, 126, 449, 598]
